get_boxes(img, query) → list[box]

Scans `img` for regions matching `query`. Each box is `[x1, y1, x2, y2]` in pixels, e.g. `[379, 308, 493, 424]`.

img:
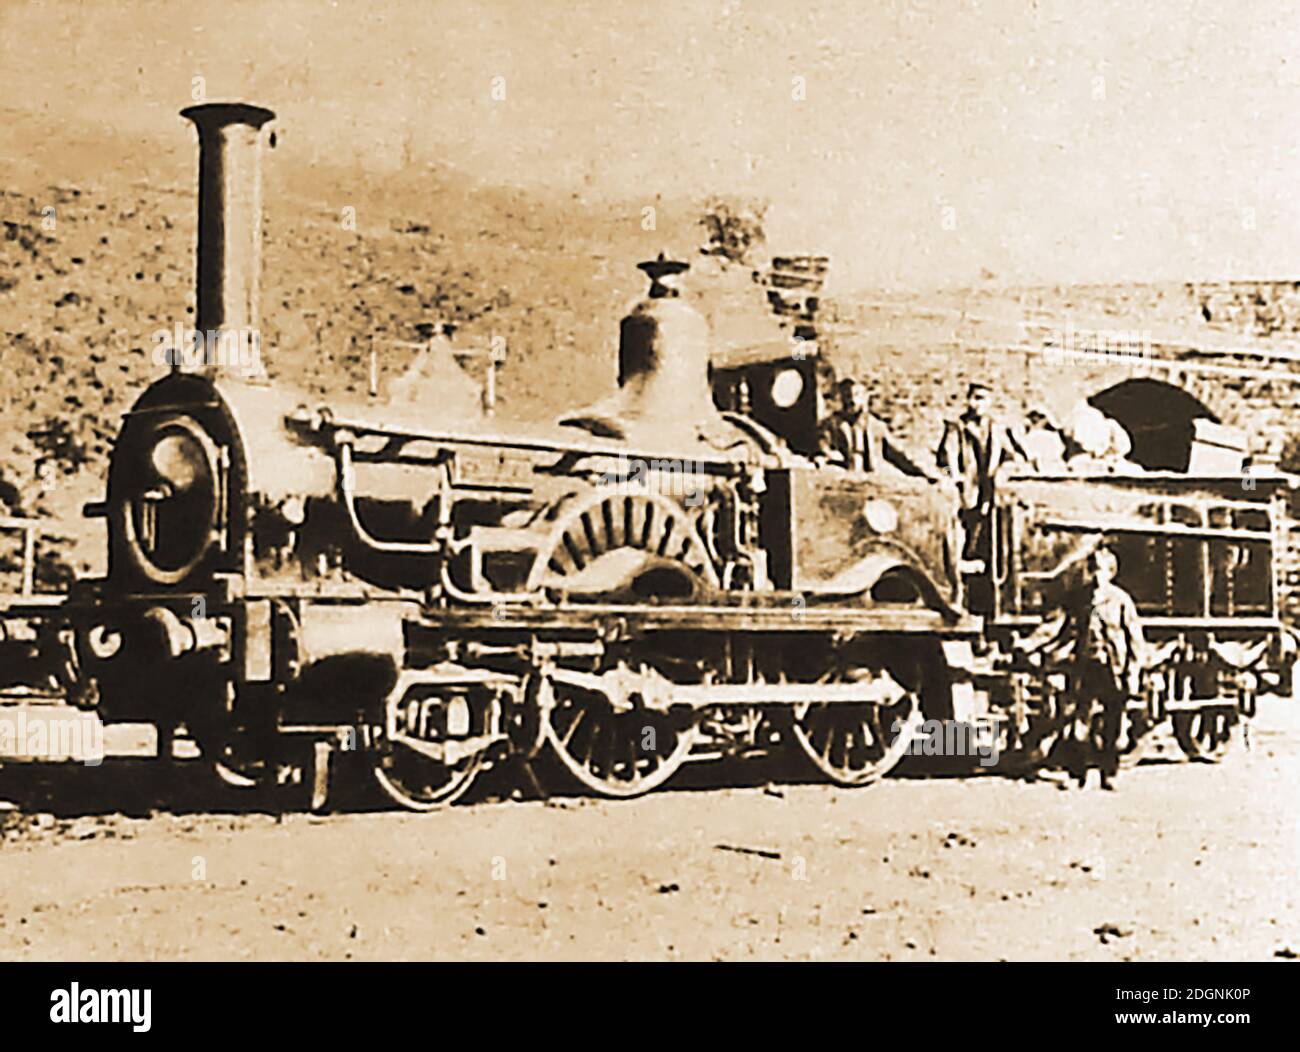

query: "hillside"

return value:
[6, 104, 1300, 588]
[0, 107, 729, 581]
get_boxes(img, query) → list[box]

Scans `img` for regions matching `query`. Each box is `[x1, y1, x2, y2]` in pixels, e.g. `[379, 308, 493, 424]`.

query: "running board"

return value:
[430, 603, 979, 635]
[665, 682, 909, 708]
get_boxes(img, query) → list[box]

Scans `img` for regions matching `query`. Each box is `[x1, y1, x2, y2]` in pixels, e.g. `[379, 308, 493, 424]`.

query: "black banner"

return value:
[0, 961, 1291, 1038]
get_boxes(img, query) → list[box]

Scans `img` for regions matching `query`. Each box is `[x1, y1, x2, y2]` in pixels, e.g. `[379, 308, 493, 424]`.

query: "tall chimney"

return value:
[180, 102, 276, 377]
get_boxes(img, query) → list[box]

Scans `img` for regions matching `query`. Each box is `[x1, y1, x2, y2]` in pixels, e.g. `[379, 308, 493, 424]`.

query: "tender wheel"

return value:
[541, 670, 695, 798]
[372, 742, 484, 811]
[1172, 707, 1237, 762]
[1008, 674, 1149, 774]
[790, 669, 923, 786]
[1005, 673, 1068, 772]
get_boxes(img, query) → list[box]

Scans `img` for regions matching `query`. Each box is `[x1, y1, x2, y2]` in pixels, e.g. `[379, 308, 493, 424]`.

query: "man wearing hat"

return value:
[936, 382, 1037, 591]
[1024, 545, 1145, 790]
[820, 378, 935, 479]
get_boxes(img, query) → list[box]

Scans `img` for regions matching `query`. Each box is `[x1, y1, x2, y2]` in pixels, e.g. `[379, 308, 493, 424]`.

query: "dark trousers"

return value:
[958, 506, 990, 561]
[1067, 660, 1126, 780]
[958, 506, 994, 613]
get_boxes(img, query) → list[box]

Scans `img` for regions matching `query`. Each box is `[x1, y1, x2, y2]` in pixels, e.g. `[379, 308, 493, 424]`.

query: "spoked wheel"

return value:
[373, 741, 484, 811]
[211, 752, 276, 789]
[1172, 707, 1238, 763]
[526, 490, 719, 596]
[200, 731, 328, 810]
[790, 670, 924, 786]
[541, 671, 696, 798]
[371, 682, 493, 811]
[190, 705, 287, 794]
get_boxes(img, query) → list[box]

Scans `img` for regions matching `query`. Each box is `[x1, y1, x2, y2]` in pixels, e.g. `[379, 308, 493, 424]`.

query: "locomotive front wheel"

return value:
[541, 673, 695, 798]
[372, 743, 485, 811]
[212, 758, 267, 789]
[1172, 708, 1237, 763]
[197, 723, 292, 794]
[790, 672, 923, 786]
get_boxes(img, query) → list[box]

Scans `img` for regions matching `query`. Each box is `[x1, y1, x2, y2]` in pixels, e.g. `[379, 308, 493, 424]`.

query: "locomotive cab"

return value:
[708, 336, 965, 615]
[710, 344, 822, 459]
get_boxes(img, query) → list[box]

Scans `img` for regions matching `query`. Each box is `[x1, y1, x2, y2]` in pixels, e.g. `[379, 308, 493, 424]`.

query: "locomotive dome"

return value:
[560, 252, 740, 450]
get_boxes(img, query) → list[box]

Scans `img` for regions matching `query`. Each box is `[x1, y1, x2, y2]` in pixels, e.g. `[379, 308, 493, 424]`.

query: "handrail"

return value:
[335, 439, 440, 557]
[289, 406, 762, 470]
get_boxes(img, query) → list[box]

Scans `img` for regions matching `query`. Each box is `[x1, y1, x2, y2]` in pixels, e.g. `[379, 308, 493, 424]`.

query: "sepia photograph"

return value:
[0, 0, 1296, 1030]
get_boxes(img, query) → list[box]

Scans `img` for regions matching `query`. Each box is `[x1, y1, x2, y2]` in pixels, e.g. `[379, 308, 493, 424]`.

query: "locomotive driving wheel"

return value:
[524, 490, 714, 797]
[1171, 707, 1237, 763]
[371, 683, 491, 811]
[538, 664, 696, 798]
[373, 742, 484, 811]
[789, 661, 925, 786]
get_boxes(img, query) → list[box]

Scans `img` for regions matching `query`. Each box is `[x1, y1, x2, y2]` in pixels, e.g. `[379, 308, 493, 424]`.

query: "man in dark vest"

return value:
[936, 382, 1036, 552]
[819, 379, 935, 479]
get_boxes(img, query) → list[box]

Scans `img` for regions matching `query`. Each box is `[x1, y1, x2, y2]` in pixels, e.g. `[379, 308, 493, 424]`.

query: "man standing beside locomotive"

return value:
[1025, 546, 1145, 790]
[819, 378, 937, 479]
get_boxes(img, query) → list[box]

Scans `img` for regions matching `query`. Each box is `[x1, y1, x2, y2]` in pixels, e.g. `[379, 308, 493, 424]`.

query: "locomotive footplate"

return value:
[430, 601, 980, 636]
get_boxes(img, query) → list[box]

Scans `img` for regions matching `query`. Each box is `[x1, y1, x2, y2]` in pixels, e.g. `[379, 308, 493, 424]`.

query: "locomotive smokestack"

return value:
[180, 102, 276, 377]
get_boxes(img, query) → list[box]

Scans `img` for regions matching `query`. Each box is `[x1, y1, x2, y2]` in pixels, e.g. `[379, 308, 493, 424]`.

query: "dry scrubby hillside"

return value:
[5, 106, 1300, 589]
[0, 109, 719, 581]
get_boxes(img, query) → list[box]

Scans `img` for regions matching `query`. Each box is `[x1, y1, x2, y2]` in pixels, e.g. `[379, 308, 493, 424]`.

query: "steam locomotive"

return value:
[21, 102, 1288, 810]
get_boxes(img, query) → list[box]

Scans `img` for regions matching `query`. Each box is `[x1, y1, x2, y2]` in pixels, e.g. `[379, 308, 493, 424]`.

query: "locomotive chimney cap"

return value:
[180, 102, 277, 130]
[637, 252, 690, 298]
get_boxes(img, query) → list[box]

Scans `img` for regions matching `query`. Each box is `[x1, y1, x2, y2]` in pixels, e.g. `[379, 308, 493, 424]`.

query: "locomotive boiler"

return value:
[47, 100, 1290, 810]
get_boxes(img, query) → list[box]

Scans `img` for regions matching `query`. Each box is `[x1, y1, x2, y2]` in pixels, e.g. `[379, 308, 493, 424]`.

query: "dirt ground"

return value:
[0, 698, 1297, 962]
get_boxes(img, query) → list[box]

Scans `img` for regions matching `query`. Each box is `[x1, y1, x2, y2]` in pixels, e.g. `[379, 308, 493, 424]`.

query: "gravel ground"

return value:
[0, 698, 1297, 961]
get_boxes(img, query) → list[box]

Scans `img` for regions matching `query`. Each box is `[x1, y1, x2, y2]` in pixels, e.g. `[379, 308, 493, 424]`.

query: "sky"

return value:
[4, 0, 1300, 290]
